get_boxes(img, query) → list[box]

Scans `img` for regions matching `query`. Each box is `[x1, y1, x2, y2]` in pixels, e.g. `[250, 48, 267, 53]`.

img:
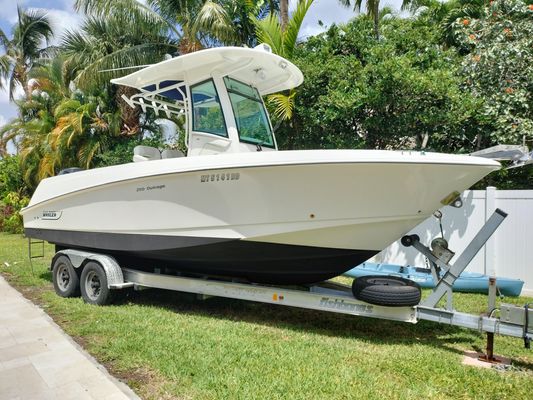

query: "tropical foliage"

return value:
[255, 0, 314, 120]
[277, 17, 478, 152]
[455, 0, 533, 147]
[0, 6, 53, 100]
[0, 155, 28, 233]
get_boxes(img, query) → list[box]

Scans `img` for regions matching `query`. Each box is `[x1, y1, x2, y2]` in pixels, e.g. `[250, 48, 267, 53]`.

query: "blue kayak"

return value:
[343, 262, 524, 297]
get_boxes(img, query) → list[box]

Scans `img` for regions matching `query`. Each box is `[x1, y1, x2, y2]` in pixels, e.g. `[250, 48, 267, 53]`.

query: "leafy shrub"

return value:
[455, 0, 533, 147]
[0, 192, 29, 234]
[0, 155, 27, 199]
[0, 156, 29, 233]
[280, 17, 477, 153]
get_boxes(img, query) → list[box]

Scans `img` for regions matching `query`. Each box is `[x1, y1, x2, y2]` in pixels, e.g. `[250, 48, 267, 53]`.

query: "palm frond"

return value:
[77, 138, 101, 169]
[255, 13, 283, 55]
[75, 0, 181, 38]
[73, 42, 178, 90]
[38, 152, 57, 180]
[0, 28, 10, 50]
[0, 54, 11, 82]
[14, 7, 53, 60]
[54, 99, 81, 119]
[284, 0, 314, 59]
[193, 1, 235, 45]
[267, 90, 295, 120]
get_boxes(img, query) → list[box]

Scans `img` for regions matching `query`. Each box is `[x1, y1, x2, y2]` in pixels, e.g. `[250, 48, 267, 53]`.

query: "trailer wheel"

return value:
[80, 261, 114, 305]
[52, 255, 80, 297]
[352, 275, 421, 307]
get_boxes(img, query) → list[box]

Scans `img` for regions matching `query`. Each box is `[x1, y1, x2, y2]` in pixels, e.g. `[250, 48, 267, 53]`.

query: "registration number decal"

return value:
[200, 172, 240, 183]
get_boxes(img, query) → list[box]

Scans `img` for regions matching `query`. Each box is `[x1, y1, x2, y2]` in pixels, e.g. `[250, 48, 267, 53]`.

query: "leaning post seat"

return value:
[161, 149, 185, 159]
[133, 146, 162, 162]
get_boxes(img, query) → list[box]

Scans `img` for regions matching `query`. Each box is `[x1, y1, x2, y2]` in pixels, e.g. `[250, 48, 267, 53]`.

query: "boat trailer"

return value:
[46, 209, 532, 360]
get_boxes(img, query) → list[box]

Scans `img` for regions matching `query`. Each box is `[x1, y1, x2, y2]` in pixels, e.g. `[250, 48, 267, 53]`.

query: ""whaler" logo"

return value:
[42, 211, 62, 220]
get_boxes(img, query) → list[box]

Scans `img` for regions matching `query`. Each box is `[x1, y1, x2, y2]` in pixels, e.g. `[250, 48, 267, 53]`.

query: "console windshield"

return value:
[224, 77, 274, 148]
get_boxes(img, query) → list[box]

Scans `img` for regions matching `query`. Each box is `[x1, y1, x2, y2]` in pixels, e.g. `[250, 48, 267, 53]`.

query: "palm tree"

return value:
[48, 97, 122, 170]
[338, 0, 410, 39]
[255, 0, 314, 120]
[60, 11, 179, 137]
[221, 1, 280, 47]
[0, 6, 53, 100]
[148, 0, 281, 51]
[2, 53, 127, 186]
[148, 0, 234, 53]
[62, 12, 178, 91]
[75, 0, 272, 54]
[4, 99, 56, 187]
[338, 0, 381, 39]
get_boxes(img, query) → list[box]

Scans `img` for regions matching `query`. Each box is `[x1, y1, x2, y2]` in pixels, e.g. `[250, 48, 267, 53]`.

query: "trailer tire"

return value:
[352, 275, 421, 307]
[52, 255, 80, 297]
[80, 261, 114, 305]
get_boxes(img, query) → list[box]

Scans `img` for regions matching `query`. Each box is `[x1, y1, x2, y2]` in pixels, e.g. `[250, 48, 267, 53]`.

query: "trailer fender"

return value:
[54, 249, 127, 289]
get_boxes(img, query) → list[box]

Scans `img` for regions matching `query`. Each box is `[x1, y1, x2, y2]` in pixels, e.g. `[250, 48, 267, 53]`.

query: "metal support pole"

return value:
[421, 209, 507, 308]
[479, 277, 500, 362]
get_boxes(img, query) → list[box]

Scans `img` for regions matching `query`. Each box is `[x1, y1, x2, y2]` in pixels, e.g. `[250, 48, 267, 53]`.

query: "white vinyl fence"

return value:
[370, 188, 533, 296]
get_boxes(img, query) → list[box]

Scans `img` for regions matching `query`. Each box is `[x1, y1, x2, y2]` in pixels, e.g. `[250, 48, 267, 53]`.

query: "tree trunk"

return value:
[116, 86, 141, 137]
[13, 63, 30, 100]
[280, 0, 289, 32]
[373, 1, 380, 40]
[179, 37, 203, 55]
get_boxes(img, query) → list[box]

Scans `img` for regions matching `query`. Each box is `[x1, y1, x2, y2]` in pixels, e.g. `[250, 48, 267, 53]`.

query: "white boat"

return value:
[21, 45, 500, 284]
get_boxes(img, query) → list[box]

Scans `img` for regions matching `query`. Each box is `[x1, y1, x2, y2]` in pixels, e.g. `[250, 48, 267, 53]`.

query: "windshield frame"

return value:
[190, 78, 228, 138]
[224, 76, 276, 149]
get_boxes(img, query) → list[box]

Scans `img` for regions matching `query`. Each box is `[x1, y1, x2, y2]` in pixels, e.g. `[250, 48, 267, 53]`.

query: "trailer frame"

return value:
[48, 209, 532, 354]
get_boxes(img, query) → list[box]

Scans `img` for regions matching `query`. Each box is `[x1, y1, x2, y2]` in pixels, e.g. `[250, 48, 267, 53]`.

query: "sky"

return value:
[0, 0, 406, 150]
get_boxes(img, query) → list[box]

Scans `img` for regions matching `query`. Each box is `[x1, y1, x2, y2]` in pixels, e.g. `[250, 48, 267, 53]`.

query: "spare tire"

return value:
[352, 275, 421, 307]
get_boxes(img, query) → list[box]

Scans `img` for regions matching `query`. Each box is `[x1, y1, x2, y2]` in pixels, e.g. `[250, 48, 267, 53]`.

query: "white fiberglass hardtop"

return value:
[112, 45, 303, 156]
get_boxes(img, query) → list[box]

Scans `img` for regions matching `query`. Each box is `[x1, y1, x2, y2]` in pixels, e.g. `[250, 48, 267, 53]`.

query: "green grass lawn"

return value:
[1, 232, 532, 399]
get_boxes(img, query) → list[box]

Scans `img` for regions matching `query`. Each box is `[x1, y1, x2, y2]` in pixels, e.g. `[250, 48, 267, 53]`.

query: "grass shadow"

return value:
[115, 286, 486, 353]
[40, 270, 52, 282]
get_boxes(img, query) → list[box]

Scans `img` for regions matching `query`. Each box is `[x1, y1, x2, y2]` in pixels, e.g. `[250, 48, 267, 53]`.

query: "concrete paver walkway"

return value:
[0, 276, 139, 400]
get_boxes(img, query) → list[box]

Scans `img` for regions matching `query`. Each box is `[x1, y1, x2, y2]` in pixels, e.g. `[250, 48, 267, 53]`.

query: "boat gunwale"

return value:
[21, 158, 499, 214]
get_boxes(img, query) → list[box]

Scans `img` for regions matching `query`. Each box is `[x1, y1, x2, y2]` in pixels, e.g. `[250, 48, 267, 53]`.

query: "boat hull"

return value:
[28, 228, 377, 283]
[22, 150, 500, 284]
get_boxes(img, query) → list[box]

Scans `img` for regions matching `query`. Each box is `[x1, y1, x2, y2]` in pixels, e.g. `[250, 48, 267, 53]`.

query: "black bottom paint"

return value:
[26, 228, 378, 284]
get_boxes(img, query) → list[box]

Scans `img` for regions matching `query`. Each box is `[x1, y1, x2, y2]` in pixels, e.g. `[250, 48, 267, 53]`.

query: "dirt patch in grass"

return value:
[107, 364, 186, 400]
[1, 270, 50, 304]
[19, 284, 50, 303]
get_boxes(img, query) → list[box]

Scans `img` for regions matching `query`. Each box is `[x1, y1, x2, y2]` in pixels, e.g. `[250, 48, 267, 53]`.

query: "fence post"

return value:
[484, 186, 497, 277]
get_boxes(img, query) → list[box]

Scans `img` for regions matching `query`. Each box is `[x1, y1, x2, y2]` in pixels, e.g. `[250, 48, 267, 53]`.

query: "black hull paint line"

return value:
[25, 228, 232, 251]
[25, 228, 378, 284]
